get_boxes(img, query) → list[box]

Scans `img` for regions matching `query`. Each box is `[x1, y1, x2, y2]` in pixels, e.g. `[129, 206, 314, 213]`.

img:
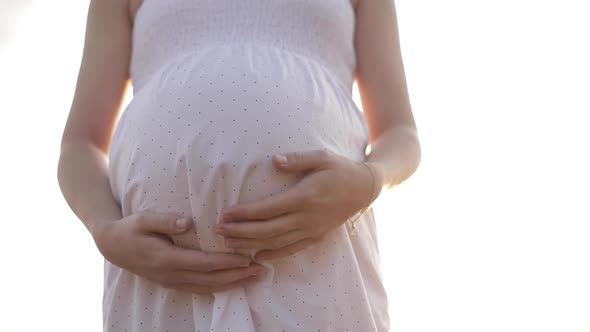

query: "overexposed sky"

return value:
[1, 1, 589, 331]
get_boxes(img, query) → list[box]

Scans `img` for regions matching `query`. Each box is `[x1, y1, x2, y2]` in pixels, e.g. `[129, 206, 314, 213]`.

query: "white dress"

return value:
[106, 0, 389, 331]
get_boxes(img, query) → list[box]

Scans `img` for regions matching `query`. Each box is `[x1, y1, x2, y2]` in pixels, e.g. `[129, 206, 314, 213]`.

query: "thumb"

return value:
[137, 213, 193, 235]
[272, 150, 332, 173]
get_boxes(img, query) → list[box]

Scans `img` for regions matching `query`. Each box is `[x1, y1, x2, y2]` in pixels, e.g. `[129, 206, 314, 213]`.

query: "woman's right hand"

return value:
[92, 212, 266, 295]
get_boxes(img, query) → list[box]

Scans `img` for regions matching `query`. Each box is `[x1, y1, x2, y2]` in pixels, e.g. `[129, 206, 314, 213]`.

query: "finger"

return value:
[165, 247, 252, 272]
[272, 150, 332, 173]
[215, 214, 296, 239]
[175, 274, 261, 295]
[221, 186, 308, 222]
[171, 263, 266, 287]
[224, 230, 305, 250]
[137, 212, 193, 235]
[255, 237, 321, 261]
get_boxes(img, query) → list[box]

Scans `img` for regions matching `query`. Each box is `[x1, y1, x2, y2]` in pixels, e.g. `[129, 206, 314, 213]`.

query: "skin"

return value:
[216, 0, 421, 260]
[57, 0, 420, 293]
[57, 0, 265, 295]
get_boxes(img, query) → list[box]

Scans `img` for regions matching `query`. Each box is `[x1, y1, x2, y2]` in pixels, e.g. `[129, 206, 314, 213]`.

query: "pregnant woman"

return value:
[58, 0, 421, 331]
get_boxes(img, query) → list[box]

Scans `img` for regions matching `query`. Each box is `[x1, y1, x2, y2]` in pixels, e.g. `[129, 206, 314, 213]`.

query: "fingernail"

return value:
[274, 154, 287, 165]
[176, 218, 189, 230]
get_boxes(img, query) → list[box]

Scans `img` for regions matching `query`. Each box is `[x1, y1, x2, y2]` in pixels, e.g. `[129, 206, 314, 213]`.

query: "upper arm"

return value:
[61, 0, 133, 153]
[353, 0, 416, 141]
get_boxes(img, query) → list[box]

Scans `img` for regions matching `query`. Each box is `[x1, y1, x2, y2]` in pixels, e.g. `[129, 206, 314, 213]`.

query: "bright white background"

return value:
[0, 1, 588, 331]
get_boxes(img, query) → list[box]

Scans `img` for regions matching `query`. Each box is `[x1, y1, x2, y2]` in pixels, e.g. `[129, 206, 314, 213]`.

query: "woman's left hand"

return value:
[214, 149, 374, 261]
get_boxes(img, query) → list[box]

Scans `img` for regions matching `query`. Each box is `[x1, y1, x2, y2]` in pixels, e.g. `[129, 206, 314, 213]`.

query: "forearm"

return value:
[57, 140, 122, 238]
[364, 125, 422, 201]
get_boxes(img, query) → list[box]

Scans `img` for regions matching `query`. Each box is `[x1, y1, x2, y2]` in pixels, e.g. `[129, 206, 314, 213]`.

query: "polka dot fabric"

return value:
[106, 0, 389, 331]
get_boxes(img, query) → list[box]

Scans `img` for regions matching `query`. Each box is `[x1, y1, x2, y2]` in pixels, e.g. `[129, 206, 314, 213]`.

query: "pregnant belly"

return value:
[108, 45, 367, 253]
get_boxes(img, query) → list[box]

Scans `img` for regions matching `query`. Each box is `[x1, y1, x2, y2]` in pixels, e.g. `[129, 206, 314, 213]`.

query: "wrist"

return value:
[347, 160, 377, 233]
[363, 161, 384, 203]
[357, 161, 378, 210]
[89, 217, 117, 252]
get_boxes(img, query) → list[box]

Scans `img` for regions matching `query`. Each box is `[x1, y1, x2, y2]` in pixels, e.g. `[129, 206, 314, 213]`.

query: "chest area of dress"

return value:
[132, 0, 356, 40]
